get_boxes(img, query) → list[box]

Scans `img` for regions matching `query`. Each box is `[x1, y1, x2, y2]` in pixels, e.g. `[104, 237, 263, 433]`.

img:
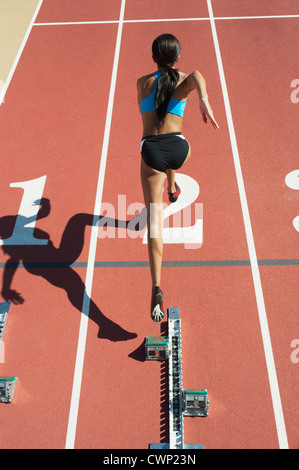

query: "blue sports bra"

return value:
[140, 71, 187, 118]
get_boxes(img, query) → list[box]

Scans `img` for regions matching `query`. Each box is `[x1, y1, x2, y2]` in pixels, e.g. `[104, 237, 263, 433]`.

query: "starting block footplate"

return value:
[0, 376, 18, 403]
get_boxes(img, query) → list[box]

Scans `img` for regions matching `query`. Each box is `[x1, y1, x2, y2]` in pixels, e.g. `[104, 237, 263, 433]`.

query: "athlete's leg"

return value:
[140, 158, 166, 288]
[166, 169, 176, 193]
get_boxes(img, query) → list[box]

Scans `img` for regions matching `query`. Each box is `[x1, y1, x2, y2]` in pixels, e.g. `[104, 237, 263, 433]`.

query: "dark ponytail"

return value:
[152, 34, 181, 121]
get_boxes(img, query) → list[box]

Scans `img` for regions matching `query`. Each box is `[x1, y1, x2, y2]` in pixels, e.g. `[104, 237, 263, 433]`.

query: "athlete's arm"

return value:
[186, 71, 219, 129]
[137, 79, 140, 111]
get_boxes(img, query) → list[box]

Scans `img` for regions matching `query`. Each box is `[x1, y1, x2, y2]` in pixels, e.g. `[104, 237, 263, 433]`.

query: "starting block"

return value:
[183, 389, 209, 417]
[146, 307, 208, 449]
[0, 302, 11, 344]
[145, 336, 169, 360]
[0, 376, 18, 403]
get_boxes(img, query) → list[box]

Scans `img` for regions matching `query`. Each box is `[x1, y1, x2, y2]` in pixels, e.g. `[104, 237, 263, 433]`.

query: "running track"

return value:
[0, 0, 298, 449]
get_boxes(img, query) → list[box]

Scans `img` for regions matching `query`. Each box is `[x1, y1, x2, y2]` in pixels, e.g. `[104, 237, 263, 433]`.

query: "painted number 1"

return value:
[0, 176, 49, 245]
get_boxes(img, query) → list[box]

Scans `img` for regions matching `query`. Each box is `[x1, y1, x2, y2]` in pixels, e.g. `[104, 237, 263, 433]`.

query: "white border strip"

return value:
[206, 0, 288, 449]
[0, 0, 44, 107]
[64, 0, 126, 450]
[33, 14, 299, 26]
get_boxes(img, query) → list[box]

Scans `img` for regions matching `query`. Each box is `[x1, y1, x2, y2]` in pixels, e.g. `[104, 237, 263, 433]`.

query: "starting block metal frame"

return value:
[0, 302, 18, 403]
[146, 307, 208, 449]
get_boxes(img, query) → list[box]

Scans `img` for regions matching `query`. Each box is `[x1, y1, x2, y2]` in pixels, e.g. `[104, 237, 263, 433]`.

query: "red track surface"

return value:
[0, 0, 298, 449]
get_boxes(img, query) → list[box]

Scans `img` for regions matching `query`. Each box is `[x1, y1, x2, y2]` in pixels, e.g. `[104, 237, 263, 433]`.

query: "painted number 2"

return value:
[143, 173, 203, 249]
[0, 176, 49, 246]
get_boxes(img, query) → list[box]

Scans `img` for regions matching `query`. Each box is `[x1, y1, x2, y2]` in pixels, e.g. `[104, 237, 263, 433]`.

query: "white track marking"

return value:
[142, 173, 202, 246]
[34, 20, 119, 26]
[33, 14, 299, 27]
[215, 15, 299, 20]
[0, 0, 44, 107]
[206, 0, 288, 449]
[64, 0, 126, 449]
[285, 170, 299, 190]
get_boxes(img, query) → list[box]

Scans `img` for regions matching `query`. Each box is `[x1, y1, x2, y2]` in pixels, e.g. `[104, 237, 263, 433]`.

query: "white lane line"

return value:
[0, 0, 44, 107]
[33, 14, 299, 26]
[34, 20, 119, 26]
[33, 18, 209, 26]
[215, 14, 299, 20]
[206, 0, 289, 450]
[64, 0, 126, 450]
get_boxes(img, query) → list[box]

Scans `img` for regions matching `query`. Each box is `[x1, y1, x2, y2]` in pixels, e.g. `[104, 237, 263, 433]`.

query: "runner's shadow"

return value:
[0, 198, 146, 342]
[128, 338, 146, 362]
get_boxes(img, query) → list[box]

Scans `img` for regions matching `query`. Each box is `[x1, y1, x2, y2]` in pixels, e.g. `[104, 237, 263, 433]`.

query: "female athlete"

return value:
[137, 33, 219, 322]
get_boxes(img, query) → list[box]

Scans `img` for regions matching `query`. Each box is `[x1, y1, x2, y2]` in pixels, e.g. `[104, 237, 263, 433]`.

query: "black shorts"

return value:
[140, 132, 189, 172]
